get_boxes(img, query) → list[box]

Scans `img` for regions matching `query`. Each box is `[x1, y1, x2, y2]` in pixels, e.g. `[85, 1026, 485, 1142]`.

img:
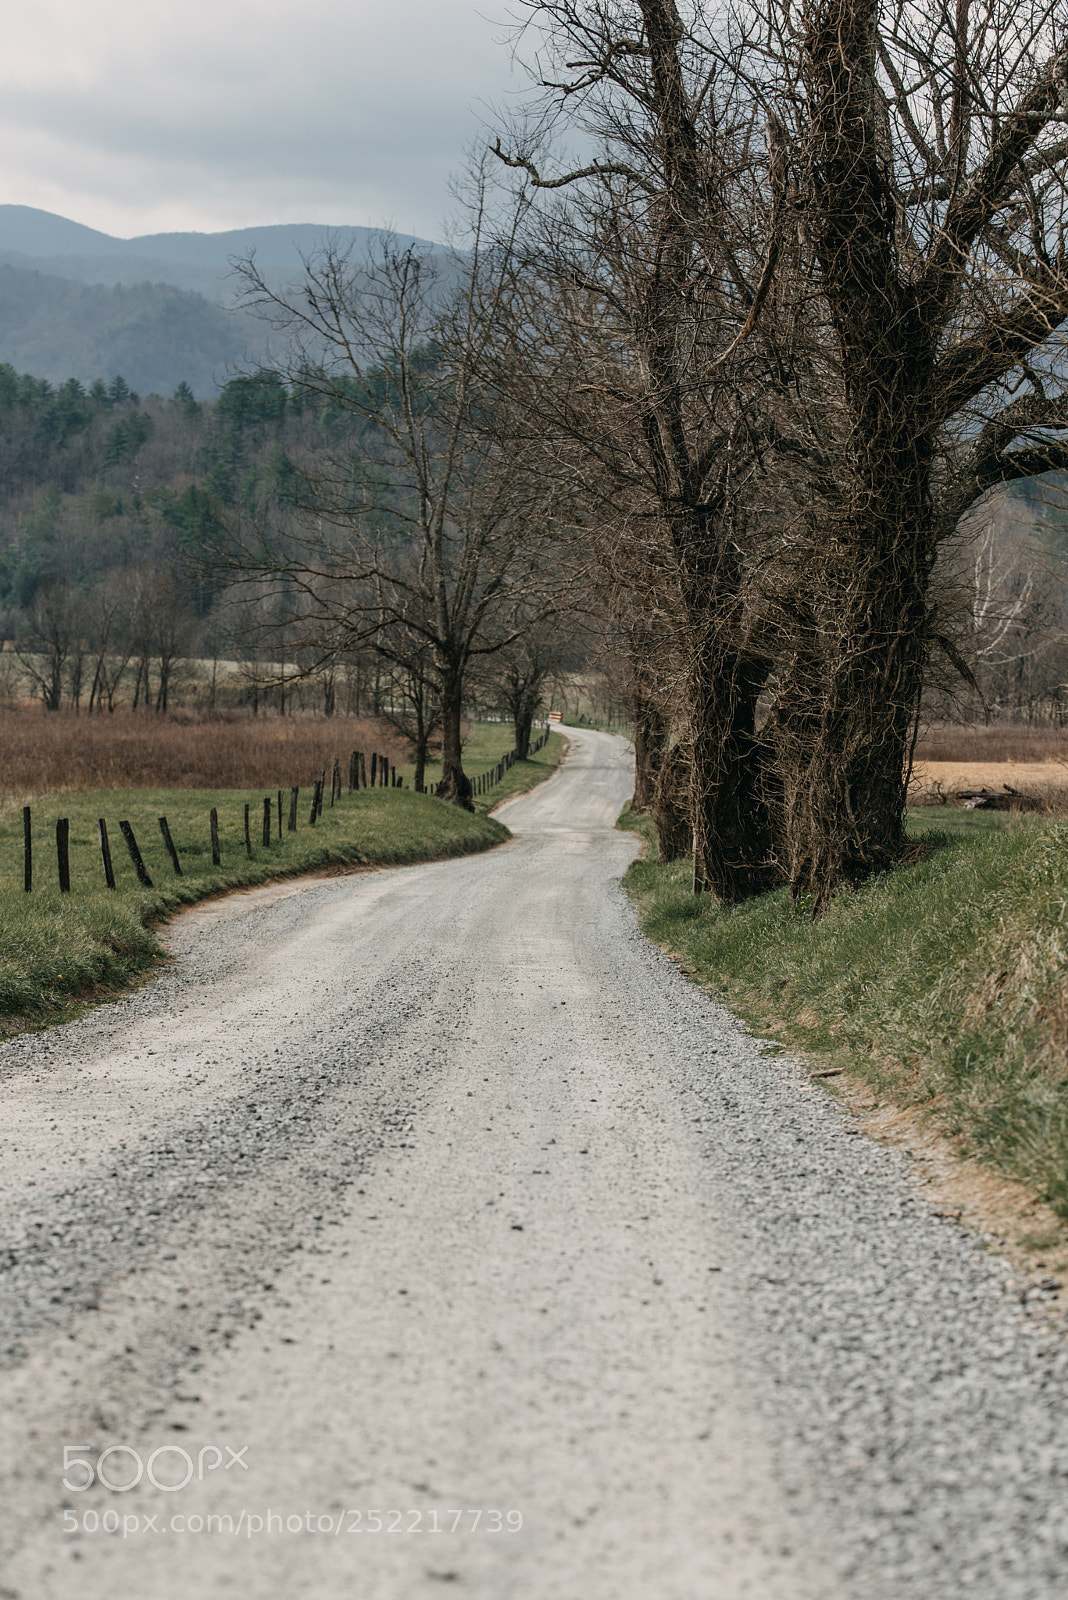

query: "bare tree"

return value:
[493, 0, 792, 897]
[225, 185, 561, 807]
[488, 612, 575, 757]
[493, 0, 1068, 908]
[84, 580, 133, 714]
[375, 634, 442, 790]
[746, 0, 1068, 904]
[17, 582, 78, 711]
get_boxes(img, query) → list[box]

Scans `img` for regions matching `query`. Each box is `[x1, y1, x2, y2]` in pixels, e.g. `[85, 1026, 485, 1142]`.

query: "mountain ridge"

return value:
[0, 206, 436, 279]
[0, 207, 446, 398]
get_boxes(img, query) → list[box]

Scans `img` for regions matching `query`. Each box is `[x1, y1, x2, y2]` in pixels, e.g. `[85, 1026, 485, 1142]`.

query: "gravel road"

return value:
[1, 728, 1066, 1599]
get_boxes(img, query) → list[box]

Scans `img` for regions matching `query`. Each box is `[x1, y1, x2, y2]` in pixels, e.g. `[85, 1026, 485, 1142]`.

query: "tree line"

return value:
[0, 358, 580, 748]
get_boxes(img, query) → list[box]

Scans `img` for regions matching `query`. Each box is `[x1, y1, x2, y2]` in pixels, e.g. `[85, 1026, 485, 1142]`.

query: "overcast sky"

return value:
[0, 1, 524, 240]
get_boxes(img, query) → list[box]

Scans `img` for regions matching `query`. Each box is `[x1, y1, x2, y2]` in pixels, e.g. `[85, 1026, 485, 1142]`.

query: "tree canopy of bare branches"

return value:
[221, 187, 564, 806]
[488, 0, 1068, 908]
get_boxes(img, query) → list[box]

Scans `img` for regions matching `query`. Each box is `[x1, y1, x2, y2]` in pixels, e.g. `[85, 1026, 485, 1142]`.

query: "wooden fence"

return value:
[17, 725, 552, 893]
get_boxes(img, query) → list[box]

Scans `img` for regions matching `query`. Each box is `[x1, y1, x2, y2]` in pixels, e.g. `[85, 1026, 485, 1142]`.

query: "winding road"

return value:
[1, 728, 1066, 1598]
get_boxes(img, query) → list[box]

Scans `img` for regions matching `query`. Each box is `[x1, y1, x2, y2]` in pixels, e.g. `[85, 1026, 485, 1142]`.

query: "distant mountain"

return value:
[0, 207, 446, 397]
[0, 264, 267, 398]
[0, 206, 437, 301]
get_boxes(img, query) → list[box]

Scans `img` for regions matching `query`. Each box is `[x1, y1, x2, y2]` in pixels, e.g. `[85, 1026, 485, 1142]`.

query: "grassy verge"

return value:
[0, 722, 567, 1032]
[1, 788, 507, 1027]
[395, 722, 565, 803]
[472, 731, 567, 814]
[621, 806, 1068, 1216]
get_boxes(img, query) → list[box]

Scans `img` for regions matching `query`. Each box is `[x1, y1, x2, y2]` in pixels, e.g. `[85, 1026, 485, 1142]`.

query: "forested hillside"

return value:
[0, 208, 442, 397]
[0, 364, 340, 711]
[0, 265, 266, 400]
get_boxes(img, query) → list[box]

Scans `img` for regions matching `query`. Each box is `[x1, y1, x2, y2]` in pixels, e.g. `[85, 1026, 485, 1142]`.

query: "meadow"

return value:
[0, 710, 565, 1027]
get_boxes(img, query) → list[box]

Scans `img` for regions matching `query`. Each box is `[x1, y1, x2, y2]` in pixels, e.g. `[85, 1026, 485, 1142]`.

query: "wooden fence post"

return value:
[210, 807, 221, 866]
[359, 751, 367, 788]
[244, 803, 252, 858]
[23, 805, 31, 893]
[262, 796, 272, 847]
[119, 821, 153, 887]
[332, 757, 341, 804]
[349, 751, 358, 792]
[56, 818, 70, 893]
[98, 818, 116, 888]
[370, 752, 377, 788]
[158, 817, 183, 876]
[277, 790, 283, 838]
[308, 780, 320, 825]
[288, 787, 299, 831]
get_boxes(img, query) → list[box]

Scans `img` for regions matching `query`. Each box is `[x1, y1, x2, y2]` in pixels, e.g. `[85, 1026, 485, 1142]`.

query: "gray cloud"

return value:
[0, 1, 522, 238]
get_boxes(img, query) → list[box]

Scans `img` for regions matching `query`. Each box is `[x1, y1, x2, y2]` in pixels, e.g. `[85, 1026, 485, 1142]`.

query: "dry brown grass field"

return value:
[909, 723, 1068, 812]
[915, 722, 1068, 763]
[0, 708, 412, 807]
[909, 760, 1068, 811]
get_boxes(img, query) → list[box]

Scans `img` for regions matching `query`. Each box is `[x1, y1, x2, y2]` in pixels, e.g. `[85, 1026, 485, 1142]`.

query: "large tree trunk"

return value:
[689, 631, 779, 901]
[784, 477, 934, 911]
[436, 665, 473, 809]
[669, 508, 782, 901]
[514, 708, 534, 761]
[653, 737, 692, 861]
[632, 685, 667, 813]
[791, 0, 940, 910]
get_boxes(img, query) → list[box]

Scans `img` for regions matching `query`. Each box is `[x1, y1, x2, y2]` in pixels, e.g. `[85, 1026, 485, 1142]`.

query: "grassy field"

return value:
[0, 722, 566, 1029]
[621, 806, 1068, 1217]
[0, 707, 411, 806]
[0, 710, 557, 805]
[405, 722, 565, 807]
[467, 730, 566, 814]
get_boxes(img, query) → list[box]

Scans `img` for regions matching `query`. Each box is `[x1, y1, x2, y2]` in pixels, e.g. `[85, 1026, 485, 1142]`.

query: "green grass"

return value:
[470, 731, 567, 814]
[393, 722, 564, 805]
[621, 805, 1068, 1215]
[0, 724, 566, 1031]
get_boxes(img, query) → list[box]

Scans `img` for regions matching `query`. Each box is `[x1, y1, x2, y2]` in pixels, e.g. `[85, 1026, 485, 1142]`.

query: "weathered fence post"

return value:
[210, 807, 221, 866]
[158, 816, 183, 876]
[244, 803, 252, 858]
[119, 821, 153, 887]
[288, 787, 299, 831]
[349, 751, 358, 792]
[23, 806, 31, 893]
[359, 751, 367, 788]
[277, 790, 283, 838]
[98, 818, 116, 888]
[370, 752, 377, 788]
[56, 818, 70, 893]
[262, 796, 272, 847]
[317, 771, 326, 819]
[308, 780, 320, 825]
[332, 756, 341, 804]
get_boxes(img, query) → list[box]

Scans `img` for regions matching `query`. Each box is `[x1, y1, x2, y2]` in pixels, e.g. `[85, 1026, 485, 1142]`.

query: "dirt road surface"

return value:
[1, 729, 1066, 1599]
